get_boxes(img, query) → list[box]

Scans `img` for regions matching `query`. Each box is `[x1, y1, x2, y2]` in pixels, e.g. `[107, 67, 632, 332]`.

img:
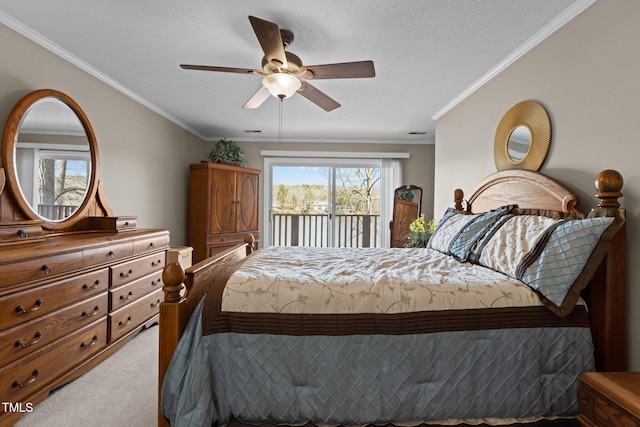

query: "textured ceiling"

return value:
[0, 1, 592, 144]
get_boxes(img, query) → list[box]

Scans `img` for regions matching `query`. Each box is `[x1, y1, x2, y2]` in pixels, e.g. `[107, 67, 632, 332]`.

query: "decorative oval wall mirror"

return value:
[1, 89, 99, 230]
[494, 100, 551, 171]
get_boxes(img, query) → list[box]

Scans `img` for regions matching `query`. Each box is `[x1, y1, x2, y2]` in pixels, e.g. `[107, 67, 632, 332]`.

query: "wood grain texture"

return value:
[578, 372, 640, 426]
[463, 169, 580, 214]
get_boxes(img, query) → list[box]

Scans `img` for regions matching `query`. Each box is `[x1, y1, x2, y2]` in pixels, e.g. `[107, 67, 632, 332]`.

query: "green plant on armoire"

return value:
[208, 138, 246, 167]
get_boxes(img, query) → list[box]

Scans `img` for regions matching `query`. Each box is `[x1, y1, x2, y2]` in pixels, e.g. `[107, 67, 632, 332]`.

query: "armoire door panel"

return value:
[211, 170, 235, 233]
[237, 173, 258, 231]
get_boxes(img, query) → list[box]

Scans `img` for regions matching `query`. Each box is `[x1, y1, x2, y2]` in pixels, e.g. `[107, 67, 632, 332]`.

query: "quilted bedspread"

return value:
[161, 247, 595, 427]
[220, 246, 542, 314]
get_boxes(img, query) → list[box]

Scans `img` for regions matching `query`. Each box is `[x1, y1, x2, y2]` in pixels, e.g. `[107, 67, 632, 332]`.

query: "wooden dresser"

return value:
[0, 229, 169, 421]
[0, 89, 170, 425]
[577, 372, 640, 426]
[188, 162, 260, 263]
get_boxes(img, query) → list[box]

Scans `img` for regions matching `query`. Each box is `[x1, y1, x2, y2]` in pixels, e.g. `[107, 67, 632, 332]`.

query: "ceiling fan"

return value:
[180, 15, 375, 112]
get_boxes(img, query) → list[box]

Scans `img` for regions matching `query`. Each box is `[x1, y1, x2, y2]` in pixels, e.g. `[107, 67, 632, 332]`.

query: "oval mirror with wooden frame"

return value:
[1, 89, 100, 230]
[494, 100, 551, 171]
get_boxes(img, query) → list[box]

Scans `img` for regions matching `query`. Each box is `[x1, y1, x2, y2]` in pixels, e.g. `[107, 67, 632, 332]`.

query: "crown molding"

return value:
[0, 10, 208, 141]
[432, 0, 597, 121]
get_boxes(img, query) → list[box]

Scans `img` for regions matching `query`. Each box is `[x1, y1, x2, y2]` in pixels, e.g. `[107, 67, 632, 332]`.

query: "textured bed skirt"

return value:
[161, 301, 594, 427]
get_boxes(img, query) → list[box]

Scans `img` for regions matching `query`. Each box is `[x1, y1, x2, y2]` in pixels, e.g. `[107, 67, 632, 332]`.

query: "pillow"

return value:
[427, 208, 477, 254]
[519, 216, 614, 316]
[477, 215, 561, 278]
[473, 214, 614, 316]
[428, 205, 513, 259]
[449, 206, 515, 262]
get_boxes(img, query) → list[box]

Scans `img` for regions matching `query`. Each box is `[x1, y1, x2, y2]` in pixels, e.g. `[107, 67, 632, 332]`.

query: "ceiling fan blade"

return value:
[297, 82, 340, 112]
[304, 60, 375, 79]
[180, 64, 261, 75]
[242, 86, 270, 109]
[248, 16, 288, 68]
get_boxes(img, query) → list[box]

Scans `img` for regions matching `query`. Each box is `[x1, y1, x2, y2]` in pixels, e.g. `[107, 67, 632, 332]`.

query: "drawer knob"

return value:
[151, 279, 160, 287]
[150, 299, 161, 308]
[108, 251, 115, 258]
[12, 369, 40, 389]
[81, 306, 100, 318]
[17, 230, 28, 239]
[120, 269, 133, 278]
[41, 264, 52, 274]
[15, 299, 43, 314]
[118, 316, 132, 327]
[82, 280, 101, 291]
[15, 331, 42, 349]
[80, 335, 99, 349]
[120, 292, 133, 301]
[151, 260, 162, 267]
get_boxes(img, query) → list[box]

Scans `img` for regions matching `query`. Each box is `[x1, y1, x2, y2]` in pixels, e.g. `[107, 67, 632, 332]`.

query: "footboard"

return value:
[158, 235, 255, 427]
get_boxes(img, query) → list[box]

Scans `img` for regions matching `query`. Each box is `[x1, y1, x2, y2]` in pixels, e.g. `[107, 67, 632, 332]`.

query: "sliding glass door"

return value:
[268, 160, 381, 248]
[333, 166, 380, 247]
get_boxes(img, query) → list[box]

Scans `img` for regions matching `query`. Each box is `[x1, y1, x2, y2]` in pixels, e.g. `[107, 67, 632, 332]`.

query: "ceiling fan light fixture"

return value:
[262, 73, 301, 99]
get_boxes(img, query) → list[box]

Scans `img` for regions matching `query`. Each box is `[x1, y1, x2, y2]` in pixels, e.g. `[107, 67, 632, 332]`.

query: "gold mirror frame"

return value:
[1, 89, 100, 230]
[494, 100, 551, 171]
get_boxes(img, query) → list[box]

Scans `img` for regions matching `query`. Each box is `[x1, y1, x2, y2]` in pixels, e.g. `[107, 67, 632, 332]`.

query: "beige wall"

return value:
[195, 140, 435, 243]
[0, 23, 205, 245]
[434, 0, 640, 369]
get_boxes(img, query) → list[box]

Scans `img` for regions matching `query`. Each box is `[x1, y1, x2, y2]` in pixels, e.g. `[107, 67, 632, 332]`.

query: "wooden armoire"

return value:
[188, 162, 260, 263]
[0, 90, 169, 425]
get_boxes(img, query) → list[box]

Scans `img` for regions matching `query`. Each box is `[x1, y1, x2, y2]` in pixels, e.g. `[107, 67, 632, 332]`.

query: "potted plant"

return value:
[404, 214, 436, 248]
[208, 138, 246, 166]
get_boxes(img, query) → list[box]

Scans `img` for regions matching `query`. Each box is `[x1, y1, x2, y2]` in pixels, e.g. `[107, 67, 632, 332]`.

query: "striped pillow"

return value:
[473, 215, 614, 316]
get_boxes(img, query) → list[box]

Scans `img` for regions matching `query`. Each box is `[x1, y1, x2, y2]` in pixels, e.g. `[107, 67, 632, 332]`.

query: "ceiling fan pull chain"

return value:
[279, 98, 283, 143]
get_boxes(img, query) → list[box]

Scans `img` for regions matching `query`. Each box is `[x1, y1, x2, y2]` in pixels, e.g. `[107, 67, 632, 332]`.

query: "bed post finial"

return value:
[162, 262, 185, 303]
[454, 189, 464, 211]
[595, 169, 623, 208]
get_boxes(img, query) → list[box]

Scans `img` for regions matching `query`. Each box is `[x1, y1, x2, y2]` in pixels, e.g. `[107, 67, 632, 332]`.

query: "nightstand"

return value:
[577, 372, 640, 426]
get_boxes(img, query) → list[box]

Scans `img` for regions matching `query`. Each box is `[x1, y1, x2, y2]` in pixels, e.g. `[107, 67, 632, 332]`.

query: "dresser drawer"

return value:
[206, 232, 259, 248]
[110, 252, 165, 289]
[82, 241, 133, 268]
[206, 232, 246, 246]
[133, 233, 170, 256]
[0, 268, 109, 330]
[0, 221, 43, 244]
[0, 320, 106, 404]
[88, 216, 137, 231]
[109, 288, 162, 342]
[0, 250, 83, 288]
[109, 270, 163, 311]
[0, 293, 108, 366]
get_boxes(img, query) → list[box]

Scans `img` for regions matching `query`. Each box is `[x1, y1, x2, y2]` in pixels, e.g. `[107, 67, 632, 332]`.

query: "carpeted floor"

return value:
[14, 325, 158, 427]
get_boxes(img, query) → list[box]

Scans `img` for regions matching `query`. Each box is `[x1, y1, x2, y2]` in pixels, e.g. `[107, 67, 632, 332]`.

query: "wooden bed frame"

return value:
[157, 169, 627, 427]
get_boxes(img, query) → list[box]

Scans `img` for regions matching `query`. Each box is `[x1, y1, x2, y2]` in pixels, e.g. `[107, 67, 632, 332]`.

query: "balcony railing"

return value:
[37, 204, 78, 221]
[271, 213, 380, 248]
